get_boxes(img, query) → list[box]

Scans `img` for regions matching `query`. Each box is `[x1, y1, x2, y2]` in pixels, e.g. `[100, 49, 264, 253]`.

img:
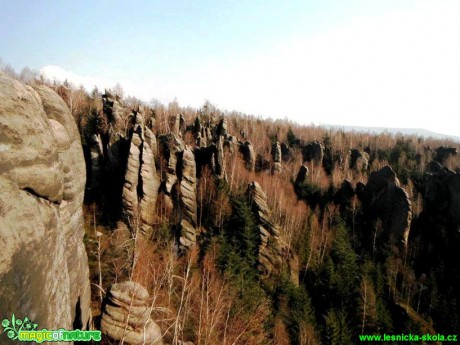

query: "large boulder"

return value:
[349, 148, 369, 172]
[0, 74, 91, 338]
[333, 179, 355, 215]
[422, 169, 460, 228]
[356, 166, 412, 250]
[302, 141, 324, 166]
[433, 146, 457, 165]
[101, 281, 163, 345]
[294, 165, 309, 186]
[239, 141, 256, 172]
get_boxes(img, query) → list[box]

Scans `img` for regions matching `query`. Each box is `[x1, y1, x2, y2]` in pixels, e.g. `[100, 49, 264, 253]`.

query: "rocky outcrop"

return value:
[103, 91, 125, 136]
[433, 146, 457, 165]
[302, 141, 324, 166]
[158, 134, 186, 210]
[101, 281, 163, 345]
[356, 166, 412, 250]
[246, 181, 299, 283]
[88, 133, 104, 192]
[426, 160, 443, 173]
[255, 154, 271, 173]
[422, 168, 460, 228]
[213, 135, 226, 178]
[169, 114, 181, 135]
[333, 179, 355, 214]
[350, 148, 369, 171]
[0, 73, 91, 337]
[216, 117, 227, 137]
[247, 182, 283, 276]
[239, 141, 256, 172]
[178, 147, 198, 251]
[281, 142, 294, 162]
[271, 142, 282, 174]
[295, 165, 309, 186]
[122, 111, 161, 236]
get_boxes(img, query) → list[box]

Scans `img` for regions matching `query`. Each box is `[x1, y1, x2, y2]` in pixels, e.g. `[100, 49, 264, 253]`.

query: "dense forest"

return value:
[2, 65, 459, 345]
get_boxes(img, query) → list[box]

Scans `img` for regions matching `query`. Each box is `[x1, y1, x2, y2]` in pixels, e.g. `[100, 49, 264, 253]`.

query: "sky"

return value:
[1, 0, 459, 136]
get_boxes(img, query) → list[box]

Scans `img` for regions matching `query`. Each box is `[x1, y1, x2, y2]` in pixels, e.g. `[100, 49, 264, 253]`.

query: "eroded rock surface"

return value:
[239, 141, 256, 172]
[122, 111, 161, 236]
[247, 181, 297, 283]
[350, 148, 369, 172]
[302, 141, 324, 166]
[101, 281, 163, 345]
[0, 73, 91, 338]
[295, 165, 309, 186]
[357, 166, 412, 250]
[433, 146, 457, 165]
[178, 147, 198, 251]
[271, 142, 282, 174]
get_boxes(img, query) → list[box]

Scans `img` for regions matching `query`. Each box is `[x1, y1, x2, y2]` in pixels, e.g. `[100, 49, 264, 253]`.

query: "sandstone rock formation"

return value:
[239, 141, 256, 172]
[302, 141, 324, 166]
[295, 165, 309, 186]
[356, 166, 412, 250]
[158, 134, 186, 210]
[88, 133, 104, 193]
[169, 114, 181, 135]
[213, 135, 226, 178]
[333, 179, 355, 215]
[271, 141, 282, 174]
[349, 148, 369, 171]
[178, 147, 199, 251]
[433, 146, 457, 165]
[0, 73, 91, 337]
[255, 154, 271, 173]
[103, 91, 125, 136]
[281, 142, 294, 162]
[247, 182, 284, 276]
[101, 281, 163, 345]
[122, 111, 161, 236]
[422, 168, 460, 228]
[216, 117, 227, 137]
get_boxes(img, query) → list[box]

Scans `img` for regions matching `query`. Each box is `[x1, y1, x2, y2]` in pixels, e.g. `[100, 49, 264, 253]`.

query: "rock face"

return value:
[422, 168, 460, 228]
[213, 135, 226, 178]
[239, 141, 256, 172]
[216, 117, 227, 137]
[271, 142, 282, 174]
[433, 146, 457, 165]
[295, 165, 309, 186]
[169, 114, 181, 135]
[178, 147, 198, 251]
[247, 182, 283, 276]
[350, 148, 369, 171]
[159, 134, 186, 210]
[281, 142, 294, 162]
[0, 73, 91, 337]
[333, 180, 355, 215]
[101, 281, 163, 345]
[88, 133, 104, 192]
[122, 111, 161, 236]
[103, 91, 125, 136]
[356, 166, 412, 250]
[302, 141, 324, 166]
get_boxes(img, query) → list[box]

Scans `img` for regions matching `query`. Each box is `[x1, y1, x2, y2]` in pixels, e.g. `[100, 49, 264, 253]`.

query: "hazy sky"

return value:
[1, 0, 459, 136]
